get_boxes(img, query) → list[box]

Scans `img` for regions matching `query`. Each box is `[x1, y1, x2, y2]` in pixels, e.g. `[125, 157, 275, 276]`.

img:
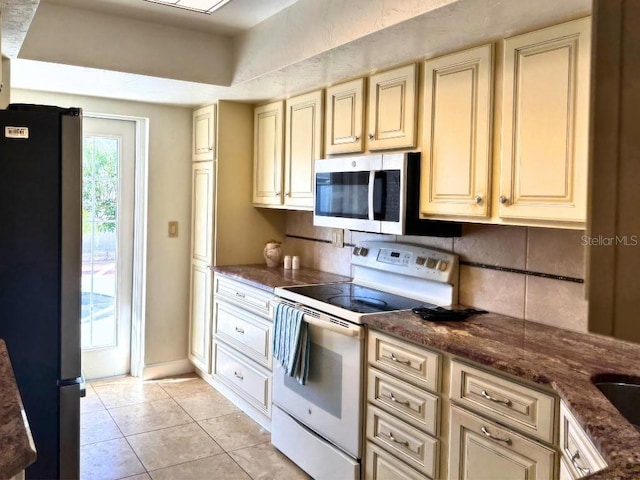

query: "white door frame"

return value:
[85, 112, 148, 378]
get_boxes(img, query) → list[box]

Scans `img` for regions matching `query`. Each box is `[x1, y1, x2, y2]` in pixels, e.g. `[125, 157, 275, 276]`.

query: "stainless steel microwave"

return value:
[313, 152, 461, 237]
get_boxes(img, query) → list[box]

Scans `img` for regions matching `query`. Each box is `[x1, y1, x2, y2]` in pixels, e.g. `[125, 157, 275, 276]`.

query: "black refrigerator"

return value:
[0, 104, 82, 479]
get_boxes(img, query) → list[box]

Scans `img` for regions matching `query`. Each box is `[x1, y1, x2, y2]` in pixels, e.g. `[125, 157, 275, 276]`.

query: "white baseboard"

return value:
[142, 358, 193, 380]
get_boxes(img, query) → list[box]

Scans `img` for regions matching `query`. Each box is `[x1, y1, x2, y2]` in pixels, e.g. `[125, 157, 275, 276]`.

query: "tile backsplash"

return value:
[282, 211, 588, 333]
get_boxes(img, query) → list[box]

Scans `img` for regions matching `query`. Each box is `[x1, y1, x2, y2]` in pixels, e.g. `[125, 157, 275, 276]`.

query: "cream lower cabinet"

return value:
[211, 273, 274, 429]
[421, 44, 493, 218]
[364, 330, 608, 480]
[499, 17, 591, 223]
[365, 330, 442, 480]
[558, 401, 607, 479]
[448, 405, 556, 479]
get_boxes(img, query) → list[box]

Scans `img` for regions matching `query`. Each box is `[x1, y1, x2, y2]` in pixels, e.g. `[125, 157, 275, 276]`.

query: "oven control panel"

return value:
[351, 241, 458, 284]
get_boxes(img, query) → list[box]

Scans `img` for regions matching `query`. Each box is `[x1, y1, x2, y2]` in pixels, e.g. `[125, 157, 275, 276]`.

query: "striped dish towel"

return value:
[273, 302, 310, 385]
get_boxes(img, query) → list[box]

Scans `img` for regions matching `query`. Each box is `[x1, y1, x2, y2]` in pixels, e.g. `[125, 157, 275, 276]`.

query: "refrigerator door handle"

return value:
[59, 383, 80, 479]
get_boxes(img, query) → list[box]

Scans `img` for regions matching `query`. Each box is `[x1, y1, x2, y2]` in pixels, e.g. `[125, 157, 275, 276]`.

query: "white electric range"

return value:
[271, 241, 459, 480]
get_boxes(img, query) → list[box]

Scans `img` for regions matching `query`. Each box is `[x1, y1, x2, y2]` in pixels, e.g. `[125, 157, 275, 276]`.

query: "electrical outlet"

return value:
[168, 221, 179, 238]
[331, 228, 344, 247]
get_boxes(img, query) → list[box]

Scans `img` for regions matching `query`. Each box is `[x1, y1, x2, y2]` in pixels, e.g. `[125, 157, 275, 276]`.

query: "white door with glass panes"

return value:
[81, 117, 135, 379]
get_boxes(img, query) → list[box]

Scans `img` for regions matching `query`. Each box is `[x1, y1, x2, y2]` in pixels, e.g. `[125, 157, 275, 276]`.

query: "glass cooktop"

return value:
[282, 283, 435, 314]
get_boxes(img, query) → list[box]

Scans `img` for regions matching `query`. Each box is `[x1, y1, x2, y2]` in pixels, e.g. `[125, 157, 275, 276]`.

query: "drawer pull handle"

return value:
[233, 371, 243, 380]
[481, 426, 511, 445]
[385, 431, 409, 447]
[481, 390, 512, 407]
[235, 292, 246, 298]
[235, 326, 245, 334]
[387, 352, 411, 365]
[571, 451, 591, 475]
[387, 391, 410, 407]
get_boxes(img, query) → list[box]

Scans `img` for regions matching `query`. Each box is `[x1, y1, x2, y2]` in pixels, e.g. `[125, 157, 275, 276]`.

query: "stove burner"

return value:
[327, 295, 389, 312]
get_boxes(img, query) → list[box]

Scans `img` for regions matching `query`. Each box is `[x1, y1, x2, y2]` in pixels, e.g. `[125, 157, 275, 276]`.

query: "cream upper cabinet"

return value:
[191, 162, 214, 265]
[367, 64, 417, 151]
[253, 101, 284, 206]
[325, 78, 365, 154]
[499, 17, 591, 223]
[421, 45, 493, 218]
[192, 105, 216, 162]
[284, 91, 323, 209]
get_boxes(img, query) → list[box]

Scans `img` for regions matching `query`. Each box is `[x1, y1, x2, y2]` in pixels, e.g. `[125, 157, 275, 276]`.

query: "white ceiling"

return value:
[40, 0, 300, 35]
[2, 0, 593, 108]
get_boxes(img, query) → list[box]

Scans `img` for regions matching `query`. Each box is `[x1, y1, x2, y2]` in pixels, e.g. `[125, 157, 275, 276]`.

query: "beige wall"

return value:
[284, 211, 588, 333]
[11, 88, 192, 369]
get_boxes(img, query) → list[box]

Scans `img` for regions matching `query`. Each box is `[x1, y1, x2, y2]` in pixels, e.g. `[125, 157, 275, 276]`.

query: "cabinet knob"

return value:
[368, 133, 375, 140]
[353, 135, 359, 142]
[275, 192, 281, 197]
[474, 195, 483, 204]
[499, 195, 509, 205]
[285, 192, 290, 197]
[208, 146, 213, 151]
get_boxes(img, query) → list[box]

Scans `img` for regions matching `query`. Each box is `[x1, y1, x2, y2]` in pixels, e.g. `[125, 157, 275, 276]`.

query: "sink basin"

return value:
[595, 382, 640, 429]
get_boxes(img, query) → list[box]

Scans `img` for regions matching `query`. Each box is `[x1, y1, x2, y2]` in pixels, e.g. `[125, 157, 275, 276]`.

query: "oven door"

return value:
[272, 314, 364, 459]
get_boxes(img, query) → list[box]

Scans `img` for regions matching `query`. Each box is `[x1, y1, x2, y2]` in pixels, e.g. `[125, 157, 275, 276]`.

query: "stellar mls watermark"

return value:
[581, 235, 639, 246]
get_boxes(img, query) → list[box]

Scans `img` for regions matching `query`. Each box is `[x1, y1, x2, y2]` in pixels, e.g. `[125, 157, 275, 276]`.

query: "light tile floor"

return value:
[80, 374, 309, 480]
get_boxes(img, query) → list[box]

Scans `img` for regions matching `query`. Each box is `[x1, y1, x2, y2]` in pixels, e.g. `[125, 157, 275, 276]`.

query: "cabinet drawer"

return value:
[367, 367, 439, 436]
[448, 405, 556, 480]
[212, 341, 271, 415]
[365, 441, 430, 480]
[368, 331, 441, 393]
[214, 274, 272, 318]
[214, 300, 272, 369]
[367, 405, 439, 479]
[559, 401, 607, 478]
[450, 360, 557, 443]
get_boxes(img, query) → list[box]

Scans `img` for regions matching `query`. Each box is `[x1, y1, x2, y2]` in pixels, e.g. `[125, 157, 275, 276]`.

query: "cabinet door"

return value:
[500, 17, 591, 223]
[421, 45, 493, 218]
[368, 64, 417, 150]
[285, 91, 322, 209]
[253, 101, 284, 206]
[448, 406, 556, 480]
[188, 262, 212, 373]
[191, 162, 214, 265]
[325, 78, 365, 154]
[192, 105, 216, 161]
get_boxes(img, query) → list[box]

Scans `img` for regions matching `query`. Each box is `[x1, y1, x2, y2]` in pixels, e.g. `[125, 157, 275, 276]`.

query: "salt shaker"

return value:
[283, 255, 292, 269]
[292, 255, 300, 270]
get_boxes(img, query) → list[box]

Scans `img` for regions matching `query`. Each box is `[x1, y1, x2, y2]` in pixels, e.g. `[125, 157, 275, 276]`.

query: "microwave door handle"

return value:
[368, 171, 376, 221]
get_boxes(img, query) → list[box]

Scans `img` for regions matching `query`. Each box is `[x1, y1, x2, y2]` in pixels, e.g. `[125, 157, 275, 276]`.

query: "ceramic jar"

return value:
[263, 241, 283, 267]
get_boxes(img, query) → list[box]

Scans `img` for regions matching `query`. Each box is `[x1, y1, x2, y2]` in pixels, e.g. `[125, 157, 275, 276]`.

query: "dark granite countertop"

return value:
[213, 264, 351, 291]
[0, 339, 37, 478]
[363, 311, 640, 479]
[212, 265, 640, 478]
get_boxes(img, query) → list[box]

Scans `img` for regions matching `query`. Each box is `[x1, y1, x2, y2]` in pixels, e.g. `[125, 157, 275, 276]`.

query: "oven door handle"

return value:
[368, 170, 376, 221]
[272, 300, 363, 338]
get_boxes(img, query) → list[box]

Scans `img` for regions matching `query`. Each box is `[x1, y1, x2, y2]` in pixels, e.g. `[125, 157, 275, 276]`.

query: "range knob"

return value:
[360, 247, 369, 256]
[352, 247, 361, 255]
[415, 256, 426, 266]
[437, 260, 449, 272]
[426, 258, 437, 269]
